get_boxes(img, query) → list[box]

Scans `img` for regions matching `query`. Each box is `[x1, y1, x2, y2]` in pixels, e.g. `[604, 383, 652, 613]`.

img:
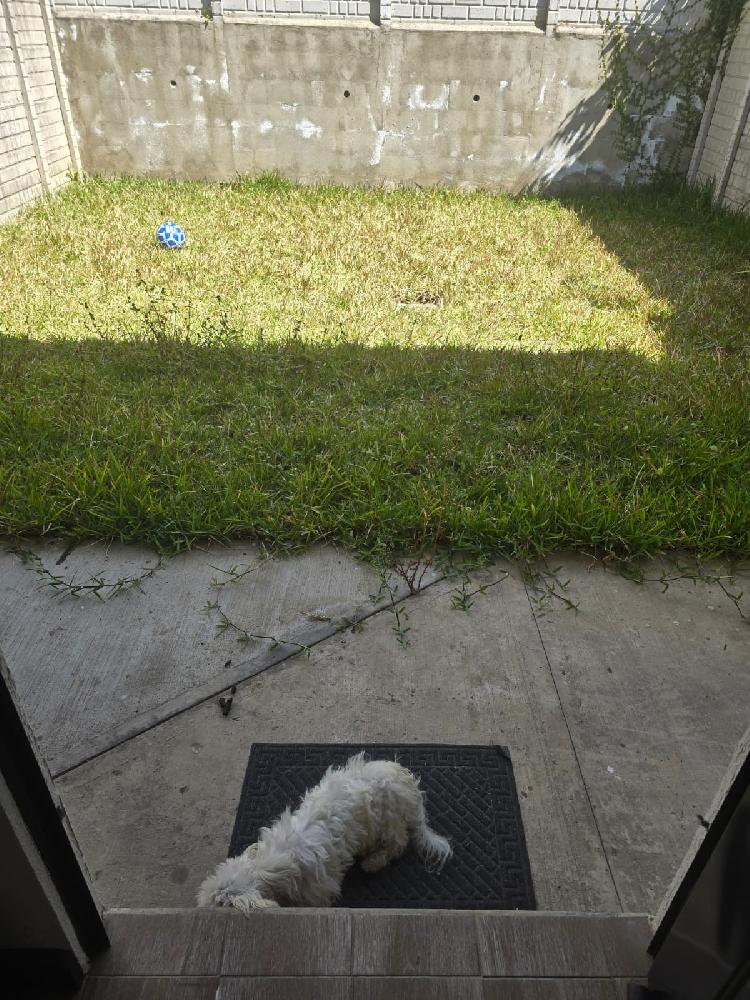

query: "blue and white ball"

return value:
[156, 221, 186, 249]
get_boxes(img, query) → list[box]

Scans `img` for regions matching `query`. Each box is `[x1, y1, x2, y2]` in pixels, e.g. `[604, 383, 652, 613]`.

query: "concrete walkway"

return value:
[0, 541, 435, 775]
[1, 543, 748, 917]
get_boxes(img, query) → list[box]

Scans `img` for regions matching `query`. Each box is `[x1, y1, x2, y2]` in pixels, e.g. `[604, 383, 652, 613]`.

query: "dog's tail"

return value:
[412, 801, 452, 870]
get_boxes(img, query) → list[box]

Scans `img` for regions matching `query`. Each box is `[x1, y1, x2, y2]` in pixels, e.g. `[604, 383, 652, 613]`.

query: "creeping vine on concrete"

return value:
[600, 0, 748, 180]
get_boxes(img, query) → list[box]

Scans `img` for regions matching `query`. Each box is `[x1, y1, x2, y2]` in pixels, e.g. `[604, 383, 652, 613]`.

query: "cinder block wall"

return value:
[0, 0, 78, 222]
[54, 5, 695, 191]
[4, 0, 727, 213]
[692, 4, 750, 213]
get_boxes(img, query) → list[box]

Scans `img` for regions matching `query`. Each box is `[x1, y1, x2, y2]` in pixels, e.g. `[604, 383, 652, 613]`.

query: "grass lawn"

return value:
[1, 175, 749, 559]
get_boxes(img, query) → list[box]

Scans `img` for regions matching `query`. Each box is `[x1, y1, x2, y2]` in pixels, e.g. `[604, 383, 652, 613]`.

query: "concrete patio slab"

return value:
[530, 556, 750, 913]
[0, 540, 437, 774]
[3, 544, 748, 919]
[54, 566, 621, 912]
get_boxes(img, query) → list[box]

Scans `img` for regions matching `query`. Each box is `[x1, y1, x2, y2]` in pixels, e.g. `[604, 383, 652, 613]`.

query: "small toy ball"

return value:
[156, 221, 186, 249]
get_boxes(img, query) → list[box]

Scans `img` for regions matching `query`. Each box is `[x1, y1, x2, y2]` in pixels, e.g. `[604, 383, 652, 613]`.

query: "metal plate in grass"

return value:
[228, 743, 536, 910]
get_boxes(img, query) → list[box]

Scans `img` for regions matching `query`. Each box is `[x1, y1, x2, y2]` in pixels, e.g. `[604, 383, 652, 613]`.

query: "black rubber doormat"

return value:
[228, 744, 536, 910]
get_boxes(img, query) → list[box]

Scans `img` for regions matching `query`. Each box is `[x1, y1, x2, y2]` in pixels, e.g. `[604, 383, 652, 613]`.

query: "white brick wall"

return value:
[57, 0, 369, 13]
[55, 0, 539, 16]
[50, 0, 670, 21]
[558, 0, 629, 21]
[56, 1, 214, 11]
[1, 13, 44, 222]
[555, 1, 697, 27]
[694, 4, 750, 213]
[62, 0, 236, 12]
[724, 119, 749, 211]
[220, 0, 370, 15]
[390, 1, 539, 23]
[1, 0, 77, 222]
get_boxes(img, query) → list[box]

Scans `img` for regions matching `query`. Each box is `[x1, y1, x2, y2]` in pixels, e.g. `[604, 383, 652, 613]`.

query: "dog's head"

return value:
[196, 844, 280, 914]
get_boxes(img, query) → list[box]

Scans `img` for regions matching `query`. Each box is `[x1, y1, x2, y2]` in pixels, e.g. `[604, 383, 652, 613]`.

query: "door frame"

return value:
[647, 724, 750, 998]
[0, 651, 108, 986]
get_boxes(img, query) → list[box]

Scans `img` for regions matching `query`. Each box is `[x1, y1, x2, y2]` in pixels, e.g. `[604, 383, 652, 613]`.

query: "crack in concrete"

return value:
[522, 575, 625, 911]
[53, 570, 447, 780]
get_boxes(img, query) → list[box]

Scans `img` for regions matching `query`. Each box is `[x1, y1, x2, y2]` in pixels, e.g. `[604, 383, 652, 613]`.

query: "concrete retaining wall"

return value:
[1, 1, 703, 210]
[54, 11, 634, 190]
[0, 0, 78, 222]
[690, 3, 750, 213]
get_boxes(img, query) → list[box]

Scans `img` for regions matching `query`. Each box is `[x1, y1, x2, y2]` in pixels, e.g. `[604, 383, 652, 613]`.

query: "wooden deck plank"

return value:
[219, 977, 352, 1000]
[352, 912, 481, 977]
[82, 977, 219, 1000]
[92, 910, 230, 977]
[354, 977, 483, 999]
[221, 910, 352, 977]
[476, 914, 650, 979]
[482, 978, 634, 999]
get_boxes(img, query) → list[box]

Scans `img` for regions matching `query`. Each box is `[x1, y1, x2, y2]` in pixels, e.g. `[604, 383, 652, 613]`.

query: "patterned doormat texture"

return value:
[228, 743, 536, 910]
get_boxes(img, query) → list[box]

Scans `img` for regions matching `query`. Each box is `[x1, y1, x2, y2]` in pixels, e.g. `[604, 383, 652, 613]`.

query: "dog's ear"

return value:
[243, 842, 259, 858]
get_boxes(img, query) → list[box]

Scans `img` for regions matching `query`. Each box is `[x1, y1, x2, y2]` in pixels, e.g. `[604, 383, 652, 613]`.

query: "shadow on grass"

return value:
[558, 186, 750, 358]
[1, 329, 748, 558]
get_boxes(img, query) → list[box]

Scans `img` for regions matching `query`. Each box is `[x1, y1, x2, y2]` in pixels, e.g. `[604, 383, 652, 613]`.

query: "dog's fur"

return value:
[197, 753, 451, 912]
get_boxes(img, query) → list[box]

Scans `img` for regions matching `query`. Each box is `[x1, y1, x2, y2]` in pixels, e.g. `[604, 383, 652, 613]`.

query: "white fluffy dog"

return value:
[197, 753, 452, 912]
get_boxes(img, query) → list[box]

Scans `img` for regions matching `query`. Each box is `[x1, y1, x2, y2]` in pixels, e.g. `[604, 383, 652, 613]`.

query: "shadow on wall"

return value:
[527, 84, 619, 191]
[529, 0, 710, 191]
[51, 12, 639, 192]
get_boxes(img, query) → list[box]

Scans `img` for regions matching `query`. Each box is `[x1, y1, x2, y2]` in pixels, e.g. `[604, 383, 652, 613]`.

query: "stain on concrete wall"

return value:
[55, 13, 636, 191]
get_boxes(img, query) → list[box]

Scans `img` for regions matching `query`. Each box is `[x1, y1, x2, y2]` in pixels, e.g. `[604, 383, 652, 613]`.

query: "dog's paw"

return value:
[253, 897, 281, 909]
[360, 851, 389, 873]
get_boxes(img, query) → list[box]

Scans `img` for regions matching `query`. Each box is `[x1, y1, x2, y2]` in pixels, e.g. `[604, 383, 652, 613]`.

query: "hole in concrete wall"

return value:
[170, 80, 177, 88]
[473, 94, 480, 102]
[344, 90, 351, 98]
